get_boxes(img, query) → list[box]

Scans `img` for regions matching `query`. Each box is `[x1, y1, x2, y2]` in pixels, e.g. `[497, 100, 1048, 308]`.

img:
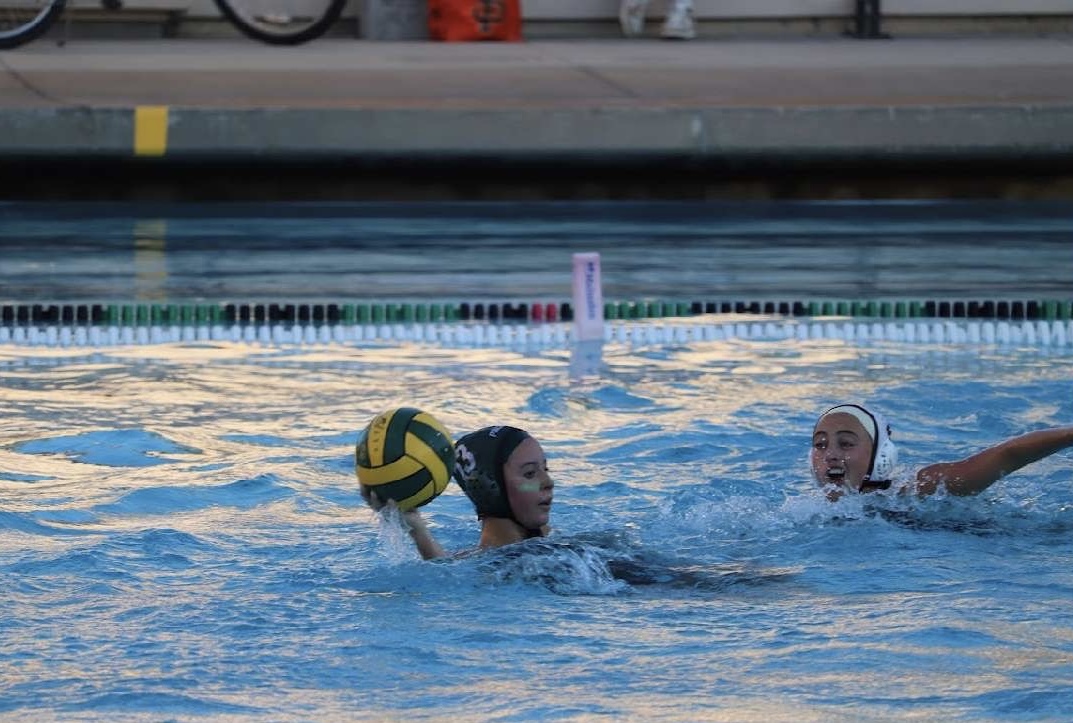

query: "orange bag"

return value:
[428, 0, 523, 42]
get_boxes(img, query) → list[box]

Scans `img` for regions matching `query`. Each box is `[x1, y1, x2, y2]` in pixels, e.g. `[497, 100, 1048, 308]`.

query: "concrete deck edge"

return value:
[2, 104, 1072, 162]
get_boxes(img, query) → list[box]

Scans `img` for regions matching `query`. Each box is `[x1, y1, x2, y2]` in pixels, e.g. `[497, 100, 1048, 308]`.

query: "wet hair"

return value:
[816, 404, 899, 490]
[453, 425, 533, 523]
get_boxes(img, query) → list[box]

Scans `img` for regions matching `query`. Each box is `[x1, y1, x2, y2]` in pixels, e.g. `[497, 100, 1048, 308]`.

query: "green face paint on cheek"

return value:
[515, 480, 542, 493]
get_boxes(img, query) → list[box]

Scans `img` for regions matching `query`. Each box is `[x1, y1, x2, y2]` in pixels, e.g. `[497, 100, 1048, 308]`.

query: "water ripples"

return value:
[1, 339, 1072, 719]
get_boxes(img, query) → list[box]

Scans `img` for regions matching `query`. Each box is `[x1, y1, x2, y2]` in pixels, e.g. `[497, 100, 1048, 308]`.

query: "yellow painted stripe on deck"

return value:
[134, 106, 169, 157]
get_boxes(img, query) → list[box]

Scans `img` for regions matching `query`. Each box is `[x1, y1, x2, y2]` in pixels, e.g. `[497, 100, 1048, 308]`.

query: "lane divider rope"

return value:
[1, 297, 1071, 330]
[1, 319, 1070, 349]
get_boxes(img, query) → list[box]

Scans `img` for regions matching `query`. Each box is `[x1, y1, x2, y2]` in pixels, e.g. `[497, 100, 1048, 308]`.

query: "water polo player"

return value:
[368, 424, 554, 560]
[453, 426, 553, 541]
[812, 403, 1073, 499]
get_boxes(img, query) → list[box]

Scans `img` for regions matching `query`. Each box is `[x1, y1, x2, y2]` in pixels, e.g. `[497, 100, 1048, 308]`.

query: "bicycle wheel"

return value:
[213, 0, 347, 45]
[0, 0, 65, 49]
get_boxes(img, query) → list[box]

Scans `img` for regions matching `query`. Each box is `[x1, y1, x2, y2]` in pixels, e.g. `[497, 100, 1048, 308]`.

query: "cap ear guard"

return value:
[870, 428, 898, 482]
[453, 438, 512, 520]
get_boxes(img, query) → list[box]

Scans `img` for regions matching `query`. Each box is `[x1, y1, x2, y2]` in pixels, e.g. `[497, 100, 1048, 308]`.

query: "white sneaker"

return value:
[619, 0, 647, 37]
[661, 0, 695, 39]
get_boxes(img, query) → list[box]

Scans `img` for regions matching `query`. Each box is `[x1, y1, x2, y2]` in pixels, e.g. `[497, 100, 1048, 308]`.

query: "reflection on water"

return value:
[1, 337, 1072, 719]
[2, 200, 1072, 302]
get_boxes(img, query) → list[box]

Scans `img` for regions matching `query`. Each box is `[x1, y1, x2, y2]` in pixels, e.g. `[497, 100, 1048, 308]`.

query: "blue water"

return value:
[2, 335, 1072, 721]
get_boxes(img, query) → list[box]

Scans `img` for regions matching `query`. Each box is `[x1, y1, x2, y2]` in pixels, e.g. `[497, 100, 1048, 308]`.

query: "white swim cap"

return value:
[817, 404, 898, 484]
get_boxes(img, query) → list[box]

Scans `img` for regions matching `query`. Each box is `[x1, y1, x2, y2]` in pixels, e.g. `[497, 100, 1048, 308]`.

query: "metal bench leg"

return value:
[59, 3, 69, 45]
[853, 0, 888, 39]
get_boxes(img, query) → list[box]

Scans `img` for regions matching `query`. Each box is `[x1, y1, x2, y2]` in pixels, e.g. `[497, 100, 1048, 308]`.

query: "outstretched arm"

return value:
[362, 486, 446, 560]
[915, 426, 1073, 497]
[401, 509, 447, 560]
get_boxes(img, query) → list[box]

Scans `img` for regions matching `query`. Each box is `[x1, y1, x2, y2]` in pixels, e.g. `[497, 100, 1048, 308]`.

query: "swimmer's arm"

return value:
[402, 510, 447, 560]
[914, 426, 1073, 497]
[362, 487, 446, 560]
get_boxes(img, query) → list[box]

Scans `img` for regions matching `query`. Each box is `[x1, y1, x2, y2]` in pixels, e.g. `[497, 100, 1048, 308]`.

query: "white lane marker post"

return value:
[572, 252, 604, 342]
[570, 252, 605, 380]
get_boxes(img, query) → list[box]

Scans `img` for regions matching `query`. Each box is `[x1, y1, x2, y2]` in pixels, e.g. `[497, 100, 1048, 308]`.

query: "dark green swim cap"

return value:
[453, 426, 531, 521]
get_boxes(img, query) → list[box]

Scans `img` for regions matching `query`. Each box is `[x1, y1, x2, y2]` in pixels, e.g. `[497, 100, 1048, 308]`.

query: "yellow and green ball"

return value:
[355, 407, 454, 511]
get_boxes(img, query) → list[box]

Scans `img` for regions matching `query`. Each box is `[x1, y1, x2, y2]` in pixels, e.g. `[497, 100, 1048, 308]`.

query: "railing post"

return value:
[853, 0, 886, 39]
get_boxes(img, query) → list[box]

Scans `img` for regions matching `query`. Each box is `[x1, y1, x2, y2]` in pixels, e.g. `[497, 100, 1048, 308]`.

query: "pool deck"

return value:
[1, 35, 1073, 165]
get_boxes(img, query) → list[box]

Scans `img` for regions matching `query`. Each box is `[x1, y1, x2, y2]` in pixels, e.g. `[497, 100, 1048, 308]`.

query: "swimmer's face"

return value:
[503, 436, 553, 529]
[811, 412, 874, 491]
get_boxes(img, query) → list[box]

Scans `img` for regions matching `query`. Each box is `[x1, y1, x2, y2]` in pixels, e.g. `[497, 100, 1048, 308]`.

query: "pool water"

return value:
[2, 200, 1072, 303]
[1, 334, 1071, 721]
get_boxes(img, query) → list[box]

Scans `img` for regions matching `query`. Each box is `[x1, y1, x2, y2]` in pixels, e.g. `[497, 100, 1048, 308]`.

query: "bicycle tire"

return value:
[213, 0, 347, 45]
[0, 0, 66, 49]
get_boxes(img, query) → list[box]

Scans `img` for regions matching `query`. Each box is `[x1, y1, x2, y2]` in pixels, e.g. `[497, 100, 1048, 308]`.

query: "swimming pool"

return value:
[1, 201, 1072, 721]
[2, 330, 1071, 720]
